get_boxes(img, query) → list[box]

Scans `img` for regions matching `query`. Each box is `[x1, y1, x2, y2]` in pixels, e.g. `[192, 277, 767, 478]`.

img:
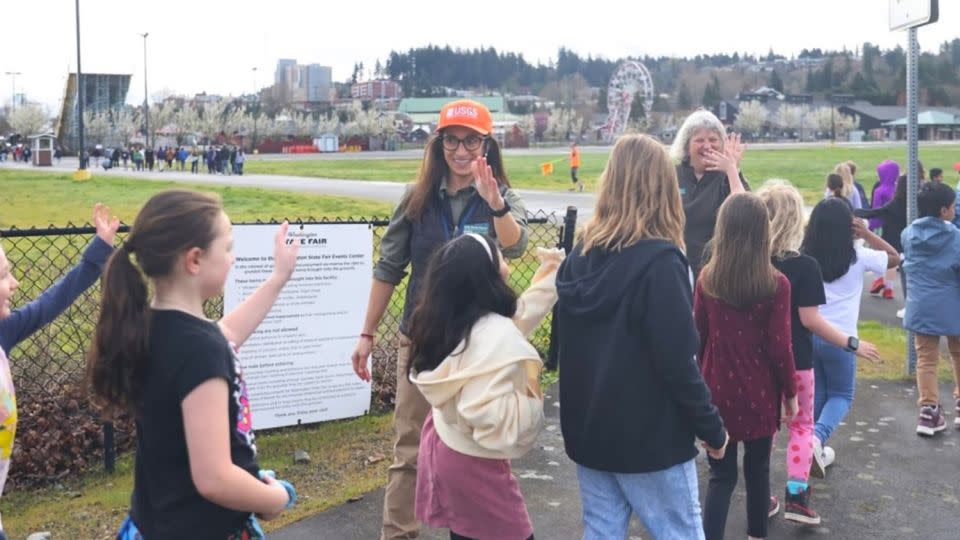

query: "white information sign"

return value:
[224, 223, 373, 429]
[889, 0, 938, 31]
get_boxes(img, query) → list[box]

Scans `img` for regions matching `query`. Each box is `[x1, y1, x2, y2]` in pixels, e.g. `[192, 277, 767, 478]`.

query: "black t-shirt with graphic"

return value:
[130, 309, 259, 538]
[772, 254, 827, 371]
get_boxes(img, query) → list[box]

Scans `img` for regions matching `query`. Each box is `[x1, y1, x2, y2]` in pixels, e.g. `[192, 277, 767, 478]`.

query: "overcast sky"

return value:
[3, 0, 958, 112]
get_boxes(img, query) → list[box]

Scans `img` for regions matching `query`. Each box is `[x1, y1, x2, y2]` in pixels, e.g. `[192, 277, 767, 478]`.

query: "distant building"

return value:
[351, 80, 402, 102]
[274, 59, 332, 103]
[884, 110, 960, 141]
[56, 72, 131, 151]
[397, 96, 519, 134]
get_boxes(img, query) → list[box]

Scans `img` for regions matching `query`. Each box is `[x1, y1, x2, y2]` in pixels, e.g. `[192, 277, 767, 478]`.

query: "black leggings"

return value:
[703, 436, 772, 540]
[451, 532, 533, 540]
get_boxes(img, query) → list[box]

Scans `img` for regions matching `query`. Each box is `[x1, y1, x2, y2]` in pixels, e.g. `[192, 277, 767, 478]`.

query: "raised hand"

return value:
[702, 148, 737, 174]
[272, 221, 300, 282]
[93, 203, 120, 246]
[852, 217, 869, 239]
[724, 132, 746, 167]
[472, 157, 505, 210]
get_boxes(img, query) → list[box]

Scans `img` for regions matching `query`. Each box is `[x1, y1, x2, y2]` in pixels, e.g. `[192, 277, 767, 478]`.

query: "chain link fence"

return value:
[1, 209, 574, 482]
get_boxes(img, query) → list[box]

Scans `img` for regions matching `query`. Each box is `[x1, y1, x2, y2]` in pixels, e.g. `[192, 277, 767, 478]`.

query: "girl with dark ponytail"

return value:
[88, 189, 301, 539]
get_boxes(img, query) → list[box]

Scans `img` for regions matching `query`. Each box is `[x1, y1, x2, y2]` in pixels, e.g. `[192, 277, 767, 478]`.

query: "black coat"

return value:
[555, 239, 725, 473]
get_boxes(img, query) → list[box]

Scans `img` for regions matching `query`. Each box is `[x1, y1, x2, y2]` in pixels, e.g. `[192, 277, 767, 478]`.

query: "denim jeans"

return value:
[813, 335, 857, 444]
[576, 459, 705, 540]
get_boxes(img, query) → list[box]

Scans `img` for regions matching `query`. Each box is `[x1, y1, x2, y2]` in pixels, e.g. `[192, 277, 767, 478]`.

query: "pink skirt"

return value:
[415, 413, 534, 540]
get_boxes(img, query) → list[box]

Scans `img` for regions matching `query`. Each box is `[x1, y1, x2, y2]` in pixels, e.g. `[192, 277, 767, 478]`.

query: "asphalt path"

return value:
[2, 158, 595, 218]
[274, 375, 958, 540]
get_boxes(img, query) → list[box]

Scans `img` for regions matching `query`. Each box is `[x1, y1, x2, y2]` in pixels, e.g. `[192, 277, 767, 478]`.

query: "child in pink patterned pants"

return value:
[760, 180, 881, 526]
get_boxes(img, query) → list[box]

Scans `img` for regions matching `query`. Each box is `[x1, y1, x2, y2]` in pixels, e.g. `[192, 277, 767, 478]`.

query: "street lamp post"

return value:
[252, 67, 259, 152]
[75, 0, 86, 170]
[140, 32, 150, 150]
[4, 71, 21, 112]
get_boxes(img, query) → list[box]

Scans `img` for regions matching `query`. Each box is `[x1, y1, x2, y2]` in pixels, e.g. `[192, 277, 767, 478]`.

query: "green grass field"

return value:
[245, 144, 960, 204]
[0, 169, 394, 228]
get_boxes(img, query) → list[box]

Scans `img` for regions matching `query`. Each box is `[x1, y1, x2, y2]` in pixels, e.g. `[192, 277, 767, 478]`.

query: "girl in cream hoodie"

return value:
[408, 233, 562, 540]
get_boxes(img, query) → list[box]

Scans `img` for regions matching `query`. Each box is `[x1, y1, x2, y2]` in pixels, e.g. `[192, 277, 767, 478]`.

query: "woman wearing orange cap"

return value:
[350, 99, 529, 539]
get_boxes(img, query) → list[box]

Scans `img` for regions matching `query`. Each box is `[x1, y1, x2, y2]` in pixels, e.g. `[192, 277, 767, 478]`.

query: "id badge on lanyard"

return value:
[441, 196, 488, 241]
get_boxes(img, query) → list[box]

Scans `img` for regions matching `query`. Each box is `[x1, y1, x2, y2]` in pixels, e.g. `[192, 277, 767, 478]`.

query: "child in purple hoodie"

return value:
[866, 160, 900, 298]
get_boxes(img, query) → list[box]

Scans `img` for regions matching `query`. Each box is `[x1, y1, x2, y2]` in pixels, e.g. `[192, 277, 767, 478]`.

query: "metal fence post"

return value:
[546, 206, 578, 371]
[103, 421, 115, 472]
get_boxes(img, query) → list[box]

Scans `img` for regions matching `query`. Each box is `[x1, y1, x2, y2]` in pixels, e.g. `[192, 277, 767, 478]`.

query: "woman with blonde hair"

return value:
[757, 180, 880, 527]
[557, 134, 727, 539]
[846, 161, 869, 207]
[824, 162, 863, 209]
[670, 109, 748, 277]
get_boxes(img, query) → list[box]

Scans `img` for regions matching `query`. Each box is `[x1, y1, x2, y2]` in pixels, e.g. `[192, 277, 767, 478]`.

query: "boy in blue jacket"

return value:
[902, 182, 960, 436]
[0, 204, 117, 539]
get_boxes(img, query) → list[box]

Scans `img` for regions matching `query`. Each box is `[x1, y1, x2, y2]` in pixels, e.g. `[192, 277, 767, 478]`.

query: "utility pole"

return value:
[140, 32, 150, 150]
[4, 71, 21, 112]
[75, 0, 86, 170]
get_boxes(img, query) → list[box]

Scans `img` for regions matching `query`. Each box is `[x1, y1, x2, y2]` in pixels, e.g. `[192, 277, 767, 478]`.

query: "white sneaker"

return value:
[897, 308, 905, 319]
[810, 437, 826, 478]
[822, 446, 836, 468]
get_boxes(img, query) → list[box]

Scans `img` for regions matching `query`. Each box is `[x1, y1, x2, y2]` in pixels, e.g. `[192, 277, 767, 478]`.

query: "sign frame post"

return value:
[890, 0, 937, 375]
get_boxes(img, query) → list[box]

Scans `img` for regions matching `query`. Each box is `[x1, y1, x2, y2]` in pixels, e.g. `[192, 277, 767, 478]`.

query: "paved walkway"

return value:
[274, 377, 959, 540]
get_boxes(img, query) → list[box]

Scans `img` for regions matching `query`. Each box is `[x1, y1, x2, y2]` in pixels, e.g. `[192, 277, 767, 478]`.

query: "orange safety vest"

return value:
[570, 147, 581, 168]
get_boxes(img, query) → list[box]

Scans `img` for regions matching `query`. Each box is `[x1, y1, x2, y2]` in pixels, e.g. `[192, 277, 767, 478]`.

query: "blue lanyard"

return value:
[440, 195, 482, 242]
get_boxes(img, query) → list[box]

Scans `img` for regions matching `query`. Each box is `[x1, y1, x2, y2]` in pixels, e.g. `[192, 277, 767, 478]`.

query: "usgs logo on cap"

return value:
[447, 106, 479, 118]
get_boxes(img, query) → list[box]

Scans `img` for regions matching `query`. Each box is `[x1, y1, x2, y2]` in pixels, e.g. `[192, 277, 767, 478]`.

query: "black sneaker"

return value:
[784, 486, 822, 526]
[917, 404, 947, 436]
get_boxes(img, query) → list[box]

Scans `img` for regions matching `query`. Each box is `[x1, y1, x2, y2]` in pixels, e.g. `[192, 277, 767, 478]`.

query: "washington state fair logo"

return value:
[286, 229, 328, 246]
[447, 106, 479, 119]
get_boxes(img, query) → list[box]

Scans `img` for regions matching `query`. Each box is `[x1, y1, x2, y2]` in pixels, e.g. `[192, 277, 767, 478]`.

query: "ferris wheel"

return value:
[601, 60, 655, 142]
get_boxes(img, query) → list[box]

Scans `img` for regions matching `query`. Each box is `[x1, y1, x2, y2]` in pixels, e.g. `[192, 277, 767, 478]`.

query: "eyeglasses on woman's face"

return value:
[441, 133, 486, 152]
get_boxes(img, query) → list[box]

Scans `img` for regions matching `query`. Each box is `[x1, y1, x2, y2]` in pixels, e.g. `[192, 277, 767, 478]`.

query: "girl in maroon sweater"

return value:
[695, 193, 798, 540]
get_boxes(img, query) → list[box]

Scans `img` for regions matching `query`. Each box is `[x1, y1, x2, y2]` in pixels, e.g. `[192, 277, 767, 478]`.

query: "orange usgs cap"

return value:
[436, 99, 493, 135]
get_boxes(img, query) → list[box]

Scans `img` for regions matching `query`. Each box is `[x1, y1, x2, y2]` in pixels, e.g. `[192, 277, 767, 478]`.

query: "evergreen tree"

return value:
[769, 70, 784, 93]
[677, 82, 693, 109]
[702, 75, 722, 107]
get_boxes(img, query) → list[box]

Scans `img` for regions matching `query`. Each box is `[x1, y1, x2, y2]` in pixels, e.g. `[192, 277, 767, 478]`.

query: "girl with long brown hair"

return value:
[696, 193, 798, 540]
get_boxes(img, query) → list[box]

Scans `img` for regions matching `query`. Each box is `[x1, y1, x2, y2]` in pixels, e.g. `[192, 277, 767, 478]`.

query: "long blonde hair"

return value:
[833, 162, 854, 199]
[756, 179, 806, 259]
[581, 134, 685, 254]
[700, 193, 779, 308]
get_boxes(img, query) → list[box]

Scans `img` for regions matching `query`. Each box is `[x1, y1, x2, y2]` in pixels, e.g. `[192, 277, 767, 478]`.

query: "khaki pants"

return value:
[914, 333, 960, 406]
[381, 337, 431, 539]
